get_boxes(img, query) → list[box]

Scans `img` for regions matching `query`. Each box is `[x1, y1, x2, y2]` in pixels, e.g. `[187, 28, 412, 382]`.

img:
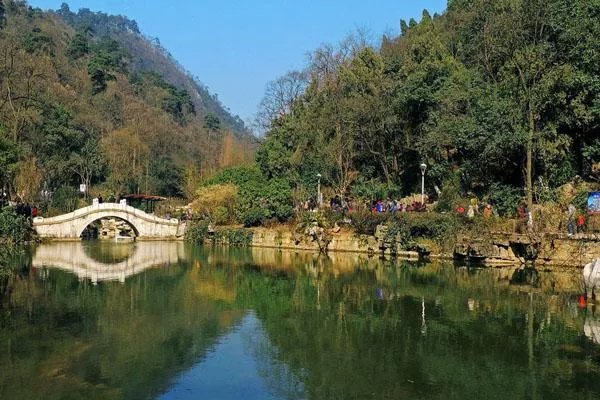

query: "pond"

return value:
[0, 241, 599, 399]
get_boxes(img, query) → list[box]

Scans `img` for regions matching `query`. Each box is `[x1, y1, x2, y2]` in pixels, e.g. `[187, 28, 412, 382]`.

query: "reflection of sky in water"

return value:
[160, 312, 303, 400]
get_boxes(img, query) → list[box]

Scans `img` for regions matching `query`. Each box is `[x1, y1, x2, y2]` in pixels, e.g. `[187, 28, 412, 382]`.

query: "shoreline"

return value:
[208, 226, 600, 268]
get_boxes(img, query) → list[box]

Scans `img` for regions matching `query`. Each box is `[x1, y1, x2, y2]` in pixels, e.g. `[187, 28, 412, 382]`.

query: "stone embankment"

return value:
[239, 226, 600, 267]
[454, 233, 600, 267]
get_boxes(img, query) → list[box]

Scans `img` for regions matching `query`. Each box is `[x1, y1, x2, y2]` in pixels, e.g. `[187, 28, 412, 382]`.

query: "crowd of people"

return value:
[15, 202, 38, 220]
[370, 198, 426, 214]
[298, 196, 429, 215]
[455, 199, 497, 219]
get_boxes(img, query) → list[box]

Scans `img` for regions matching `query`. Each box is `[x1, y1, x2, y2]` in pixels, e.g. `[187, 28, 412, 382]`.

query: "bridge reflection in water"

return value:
[32, 241, 186, 283]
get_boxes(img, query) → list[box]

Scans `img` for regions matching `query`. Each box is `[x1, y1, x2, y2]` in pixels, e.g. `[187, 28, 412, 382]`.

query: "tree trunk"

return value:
[526, 103, 534, 211]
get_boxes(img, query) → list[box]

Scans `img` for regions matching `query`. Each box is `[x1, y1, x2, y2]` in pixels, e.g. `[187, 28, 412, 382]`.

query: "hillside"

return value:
[255, 0, 600, 213]
[0, 0, 254, 206]
[54, 3, 249, 137]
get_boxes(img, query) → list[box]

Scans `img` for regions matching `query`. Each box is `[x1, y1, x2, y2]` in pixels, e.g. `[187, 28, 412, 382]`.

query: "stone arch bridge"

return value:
[33, 201, 186, 240]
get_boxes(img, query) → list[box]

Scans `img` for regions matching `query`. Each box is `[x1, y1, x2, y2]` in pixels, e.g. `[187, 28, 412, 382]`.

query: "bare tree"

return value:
[307, 28, 374, 88]
[256, 70, 308, 131]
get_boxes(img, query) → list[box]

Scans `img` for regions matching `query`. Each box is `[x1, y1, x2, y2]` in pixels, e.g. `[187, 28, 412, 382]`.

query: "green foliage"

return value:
[400, 213, 462, 246]
[573, 188, 589, 212]
[131, 72, 195, 125]
[0, 206, 33, 244]
[436, 174, 462, 212]
[37, 106, 87, 186]
[489, 183, 524, 217]
[350, 211, 385, 236]
[88, 37, 128, 94]
[0, 136, 20, 190]
[238, 178, 294, 223]
[295, 211, 331, 233]
[0, 3, 254, 202]
[184, 219, 209, 243]
[242, 207, 267, 227]
[351, 211, 462, 248]
[350, 176, 401, 201]
[384, 217, 412, 249]
[150, 154, 183, 197]
[66, 31, 89, 60]
[51, 186, 79, 214]
[203, 164, 295, 226]
[21, 27, 54, 56]
[203, 113, 220, 132]
[214, 228, 253, 247]
[257, 0, 600, 207]
[212, 205, 229, 225]
[0, 1, 5, 29]
[204, 164, 263, 186]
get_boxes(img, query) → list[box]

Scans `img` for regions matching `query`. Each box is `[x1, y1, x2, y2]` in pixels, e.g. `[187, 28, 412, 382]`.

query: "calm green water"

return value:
[0, 241, 599, 399]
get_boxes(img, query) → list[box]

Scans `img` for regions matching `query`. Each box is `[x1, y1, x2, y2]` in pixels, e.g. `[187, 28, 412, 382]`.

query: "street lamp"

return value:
[316, 173, 322, 207]
[420, 163, 427, 205]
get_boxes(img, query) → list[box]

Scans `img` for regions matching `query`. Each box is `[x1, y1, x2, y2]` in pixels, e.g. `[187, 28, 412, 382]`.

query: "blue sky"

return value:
[29, 1, 448, 126]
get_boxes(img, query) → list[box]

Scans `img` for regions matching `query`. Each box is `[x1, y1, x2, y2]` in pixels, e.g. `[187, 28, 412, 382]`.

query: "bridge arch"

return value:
[78, 214, 140, 239]
[33, 202, 184, 240]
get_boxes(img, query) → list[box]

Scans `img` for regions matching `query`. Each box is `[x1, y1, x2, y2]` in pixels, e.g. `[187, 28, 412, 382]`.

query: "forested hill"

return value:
[54, 3, 248, 136]
[0, 0, 254, 204]
[256, 0, 600, 213]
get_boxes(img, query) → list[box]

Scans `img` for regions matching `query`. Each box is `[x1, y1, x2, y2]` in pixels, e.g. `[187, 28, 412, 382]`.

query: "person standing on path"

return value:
[567, 204, 577, 236]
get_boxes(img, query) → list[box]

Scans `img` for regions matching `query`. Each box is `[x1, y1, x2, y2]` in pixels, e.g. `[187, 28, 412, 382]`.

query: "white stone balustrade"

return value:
[33, 202, 185, 240]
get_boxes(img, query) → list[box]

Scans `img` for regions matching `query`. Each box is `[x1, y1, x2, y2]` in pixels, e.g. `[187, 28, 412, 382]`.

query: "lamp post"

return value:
[79, 183, 87, 199]
[316, 173, 322, 208]
[420, 163, 427, 205]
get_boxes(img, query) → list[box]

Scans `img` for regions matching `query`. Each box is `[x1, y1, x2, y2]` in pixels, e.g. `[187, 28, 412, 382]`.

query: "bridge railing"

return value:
[33, 200, 180, 226]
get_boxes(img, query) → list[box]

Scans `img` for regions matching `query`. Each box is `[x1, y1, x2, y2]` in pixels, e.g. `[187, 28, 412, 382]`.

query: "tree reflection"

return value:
[1, 245, 599, 399]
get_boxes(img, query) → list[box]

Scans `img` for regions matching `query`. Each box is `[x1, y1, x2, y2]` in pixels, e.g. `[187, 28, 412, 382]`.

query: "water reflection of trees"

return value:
[0, 260, 245, 399]
[1, 245, 600, 399]
[228, 257, 600, 399]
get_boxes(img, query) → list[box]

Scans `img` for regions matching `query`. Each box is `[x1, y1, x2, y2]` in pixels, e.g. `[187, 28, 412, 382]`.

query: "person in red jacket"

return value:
[577, 214, 586, 233]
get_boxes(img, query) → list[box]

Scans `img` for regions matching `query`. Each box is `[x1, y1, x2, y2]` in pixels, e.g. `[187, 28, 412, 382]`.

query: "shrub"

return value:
[52, 185, 79, 214]
[238, 177, 294, 223]
[191, 183, 238, 223]
[184, 220, 210, 243]
[403, 213, 462, 246]
[215, 228, 254, 247]
[573, 188, 589, 212]
[204, 164, 263, 186]
[384, 218, 412, 250]
[0, 206, 33, 244]
[436, 174, 462, 212]
[295, 211, 330, 233]
[350, 176, 401, 202]
[320, 209, 345, 225]
[351, 211, 386, 235]
[199, 164, 295, 226]
[242, 207, 268, 227]
[489, 183, 523, 217]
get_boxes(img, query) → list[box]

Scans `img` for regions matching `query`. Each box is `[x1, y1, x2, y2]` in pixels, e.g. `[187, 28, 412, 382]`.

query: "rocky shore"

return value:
[217, 226, 600, 268]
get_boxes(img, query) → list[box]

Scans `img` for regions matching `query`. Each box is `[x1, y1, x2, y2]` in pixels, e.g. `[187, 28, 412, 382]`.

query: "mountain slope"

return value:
[54, 3, 248, 137]
[0, 0, 253, 204]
